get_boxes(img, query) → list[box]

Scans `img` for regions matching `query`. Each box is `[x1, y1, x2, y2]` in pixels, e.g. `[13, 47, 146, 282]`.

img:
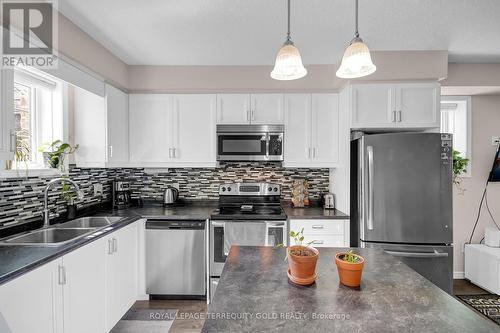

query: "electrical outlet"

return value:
[93, 183, 103, 197]
[492, 136, 500, 146]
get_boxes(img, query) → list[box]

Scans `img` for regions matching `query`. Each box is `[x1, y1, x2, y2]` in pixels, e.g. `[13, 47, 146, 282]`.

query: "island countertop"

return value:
[202, 246, 498, 333]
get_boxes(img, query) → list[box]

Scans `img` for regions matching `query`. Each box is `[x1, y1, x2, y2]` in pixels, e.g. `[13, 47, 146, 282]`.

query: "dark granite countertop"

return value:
[202, 246, 497, 333]
[0, 201, 218, 286]
[283, 204, 349, 220]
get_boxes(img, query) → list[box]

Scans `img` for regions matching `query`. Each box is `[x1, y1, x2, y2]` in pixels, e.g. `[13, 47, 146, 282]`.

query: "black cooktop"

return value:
[210, 205, 286, 220]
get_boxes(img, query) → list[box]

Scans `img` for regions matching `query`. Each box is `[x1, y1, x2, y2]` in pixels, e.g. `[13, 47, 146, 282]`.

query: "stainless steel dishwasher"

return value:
[146, 219, 206, 298]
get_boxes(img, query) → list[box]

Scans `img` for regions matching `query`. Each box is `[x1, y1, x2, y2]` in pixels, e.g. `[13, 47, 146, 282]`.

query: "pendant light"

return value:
[336, 0, 376, 79]
[270, 0, 307, 80]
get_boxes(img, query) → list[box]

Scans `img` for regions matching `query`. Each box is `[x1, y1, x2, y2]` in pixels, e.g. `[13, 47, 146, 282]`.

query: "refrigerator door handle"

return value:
[367, 146, 374, 230]
[384, 250, 449, 258]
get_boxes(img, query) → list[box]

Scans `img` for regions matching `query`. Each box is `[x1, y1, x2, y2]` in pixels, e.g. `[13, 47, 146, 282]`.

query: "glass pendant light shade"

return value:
[270, 41, 308, 80]
[270, 0, 307, 81]
[336, 37, 376, 79]
[336, 0, 376, 79]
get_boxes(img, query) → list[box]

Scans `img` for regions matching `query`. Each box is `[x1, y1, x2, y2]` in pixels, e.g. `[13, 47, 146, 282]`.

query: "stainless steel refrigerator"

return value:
[351, 132, 453, 294]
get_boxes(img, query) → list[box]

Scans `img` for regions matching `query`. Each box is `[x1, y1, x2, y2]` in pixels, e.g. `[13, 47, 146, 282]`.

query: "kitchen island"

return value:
[202, 246, 498, 333]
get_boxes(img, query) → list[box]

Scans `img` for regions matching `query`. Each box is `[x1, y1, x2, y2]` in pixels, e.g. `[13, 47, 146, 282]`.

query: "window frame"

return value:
[440, 95, 472, 178]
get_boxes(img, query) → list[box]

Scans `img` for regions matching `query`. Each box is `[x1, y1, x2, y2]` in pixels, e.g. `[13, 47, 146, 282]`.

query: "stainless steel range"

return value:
[208, 182, 287, 301]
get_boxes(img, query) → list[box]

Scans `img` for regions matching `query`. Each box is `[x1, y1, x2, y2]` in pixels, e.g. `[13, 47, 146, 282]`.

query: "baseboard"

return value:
[136, 294, 149, 301]
[453, 271, 465, 279]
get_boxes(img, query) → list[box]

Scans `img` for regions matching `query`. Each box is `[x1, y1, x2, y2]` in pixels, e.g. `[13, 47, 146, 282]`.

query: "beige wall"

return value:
[58, 14, 128, 89]
[453, 95, 500, 275]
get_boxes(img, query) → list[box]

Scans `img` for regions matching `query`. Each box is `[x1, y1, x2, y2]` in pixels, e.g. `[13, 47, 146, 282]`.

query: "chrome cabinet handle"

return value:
[58, 265, 64, 285]
[9, 130, 15, 152]
[246, 110, 250, 122]
[113, 238, 118, 253]
[308, 147, 311, 158]
[109, 145, 113, 158]
[367, 146, 374, 231]
[312, 240, 324, 245]
[392, 110, 396, 122]
[312, 225, 324, 229]
[312, 147, 316, 158]
[108, 239, 113, 254]
[396, 110, 402, 122]
[384, 250, 448, 258]
[251, 109, 255, 121]
[168, 148, 172, 158]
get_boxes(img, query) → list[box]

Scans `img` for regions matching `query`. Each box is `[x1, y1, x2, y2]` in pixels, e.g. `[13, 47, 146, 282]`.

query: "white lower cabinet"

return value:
[289, 219, 350, 247]
[62, 237, 107, 333]
[0, 260, 62, 333]
[105, 223, 138, 331]
[0, 222, 139, 333]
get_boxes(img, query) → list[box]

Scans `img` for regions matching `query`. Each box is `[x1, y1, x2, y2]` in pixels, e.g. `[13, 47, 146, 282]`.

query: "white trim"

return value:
[0, 168, 62, 179]
[453, 271, 465, 279]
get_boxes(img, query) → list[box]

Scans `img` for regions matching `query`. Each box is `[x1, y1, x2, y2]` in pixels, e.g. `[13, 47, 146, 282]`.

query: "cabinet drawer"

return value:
[290, 219, 345, 235]
[302, 234, 345, 248]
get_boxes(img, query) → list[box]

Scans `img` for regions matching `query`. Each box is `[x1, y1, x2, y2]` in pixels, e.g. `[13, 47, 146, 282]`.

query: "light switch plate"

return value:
[93, 183, 103, 196]
[492, 136, 500, 146]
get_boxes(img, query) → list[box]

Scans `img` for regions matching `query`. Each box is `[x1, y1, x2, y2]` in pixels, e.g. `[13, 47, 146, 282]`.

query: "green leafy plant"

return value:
[339, 250, 361, 263]
[60, 178, 76, 205]
[14, 137, 30, 175]
[38, 140, 79, 171]
[453, 150, 469, 193]
[276, 229, 317, 259]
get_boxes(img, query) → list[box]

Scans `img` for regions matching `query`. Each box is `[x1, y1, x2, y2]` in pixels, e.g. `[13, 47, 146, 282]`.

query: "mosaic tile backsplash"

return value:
[0, 163, 330, 226]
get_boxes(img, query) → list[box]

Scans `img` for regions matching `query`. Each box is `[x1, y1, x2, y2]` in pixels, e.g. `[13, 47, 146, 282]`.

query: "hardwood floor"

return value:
[132, 299, 207, 333]
[453, 279, 489, 296]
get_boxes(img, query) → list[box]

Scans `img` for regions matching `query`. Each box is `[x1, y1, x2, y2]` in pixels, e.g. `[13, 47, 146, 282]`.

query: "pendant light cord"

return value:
[286, 0, 291, 42]
[355, 0, 359, 38]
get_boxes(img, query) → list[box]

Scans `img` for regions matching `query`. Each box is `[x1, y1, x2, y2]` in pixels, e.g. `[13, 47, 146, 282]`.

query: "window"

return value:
[441, 96, 472, 176]
[13, 68, 64, 169]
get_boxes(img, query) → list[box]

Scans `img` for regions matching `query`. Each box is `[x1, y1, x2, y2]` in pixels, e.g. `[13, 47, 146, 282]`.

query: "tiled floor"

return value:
[131, 299, 207, 333]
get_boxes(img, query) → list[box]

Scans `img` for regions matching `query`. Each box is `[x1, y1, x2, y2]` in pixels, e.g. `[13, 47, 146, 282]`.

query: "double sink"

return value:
[1, 217, 123, 246]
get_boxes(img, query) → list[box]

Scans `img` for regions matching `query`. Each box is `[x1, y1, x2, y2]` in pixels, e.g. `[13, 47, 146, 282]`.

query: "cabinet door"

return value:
[311, 94, 340, 166]
[250, 94, 284, 124]
[216, 94, 250, 124]
[105, 84, 129, 165]
[284, 94, 312, 166]
[106, 223, 138, 331]
[172, 94, 216, 166]
[62, 237, 106, 333]
[0, 69, 14, 162]
[129, 94, 172, 163]
[73, 87, 107, 167]
[351, 84, 395, 128]
[396, 83, 440, 128]
[0, 260, 62, 333]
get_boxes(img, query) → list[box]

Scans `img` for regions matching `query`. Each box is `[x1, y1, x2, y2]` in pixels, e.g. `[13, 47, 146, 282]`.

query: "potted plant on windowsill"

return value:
[61, 179, 78, 219]
[278, 228, 319, 285]
[38, 140, 79, 172]
[335, 250, 365, 288]
[453, 149, 469, 194]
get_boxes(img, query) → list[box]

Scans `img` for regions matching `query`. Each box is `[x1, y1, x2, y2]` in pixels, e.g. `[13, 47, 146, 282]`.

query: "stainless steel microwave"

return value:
[216, 124, 284, 161]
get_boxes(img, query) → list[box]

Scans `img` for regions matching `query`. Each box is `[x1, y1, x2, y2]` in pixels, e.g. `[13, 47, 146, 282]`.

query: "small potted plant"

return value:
[453, 149, 469, 194]
[38, 140, 79, 171]
[278, 228, 319, 285]
[61, 179, 78, 219]
[335, 250, 365, 288]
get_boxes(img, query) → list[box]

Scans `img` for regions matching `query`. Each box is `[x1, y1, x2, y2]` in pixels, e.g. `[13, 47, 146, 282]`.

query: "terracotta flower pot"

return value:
[287, 245, 319, 279]
[335, 252, 365, 287]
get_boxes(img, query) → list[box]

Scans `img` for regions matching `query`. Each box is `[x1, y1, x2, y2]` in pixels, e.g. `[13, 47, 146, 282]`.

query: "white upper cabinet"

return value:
[284, 93, 340, 167]
[216, 94, 250, 124]
[395, 83, 440, 128]
[129, 94, 216, 167]
[129, 94, 171, 164]
[0, 69, 15, 162]
[172, 94, 216, 166]
[350, 82, 440, 129]
[74, 83, 130, 167]
[250, 94, 284, 124]
[216, 94, 284, 124]
[106, 84, 129, 165]
[284, 94, 311, 165]
[311, 94, 340, 165]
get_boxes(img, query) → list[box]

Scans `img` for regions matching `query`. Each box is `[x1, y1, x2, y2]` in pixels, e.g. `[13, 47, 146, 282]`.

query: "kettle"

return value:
[163, 187, 179, 205]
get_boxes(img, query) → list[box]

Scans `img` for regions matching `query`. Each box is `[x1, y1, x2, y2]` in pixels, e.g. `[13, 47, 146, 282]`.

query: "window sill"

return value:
[0, 168, 63, 179]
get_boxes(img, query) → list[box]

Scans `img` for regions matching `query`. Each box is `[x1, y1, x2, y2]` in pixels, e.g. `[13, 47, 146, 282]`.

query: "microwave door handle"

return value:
[367, 146, 374, 231]
[265, 133, 270, 158]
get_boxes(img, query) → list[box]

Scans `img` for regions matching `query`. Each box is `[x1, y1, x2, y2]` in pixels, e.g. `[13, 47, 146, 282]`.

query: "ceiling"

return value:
[59, 0, 500, 66]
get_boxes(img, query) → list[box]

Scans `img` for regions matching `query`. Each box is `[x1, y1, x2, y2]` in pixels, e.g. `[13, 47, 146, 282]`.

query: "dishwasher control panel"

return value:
[145, 219, 205, 230]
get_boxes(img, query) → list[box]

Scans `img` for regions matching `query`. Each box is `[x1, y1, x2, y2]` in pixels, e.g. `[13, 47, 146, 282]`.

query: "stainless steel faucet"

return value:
[43, 178, 84, 227]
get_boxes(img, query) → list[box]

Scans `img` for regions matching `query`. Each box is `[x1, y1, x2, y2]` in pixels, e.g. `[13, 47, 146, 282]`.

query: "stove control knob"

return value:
[268, 187, 272, 192]
[221, 187, 226, 192]
[273, 187, 278, 192]
[227, 187, 232, 192]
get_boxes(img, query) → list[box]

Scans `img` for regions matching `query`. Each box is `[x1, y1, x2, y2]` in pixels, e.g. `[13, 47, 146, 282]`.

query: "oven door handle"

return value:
[266, 222, 285, 227]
